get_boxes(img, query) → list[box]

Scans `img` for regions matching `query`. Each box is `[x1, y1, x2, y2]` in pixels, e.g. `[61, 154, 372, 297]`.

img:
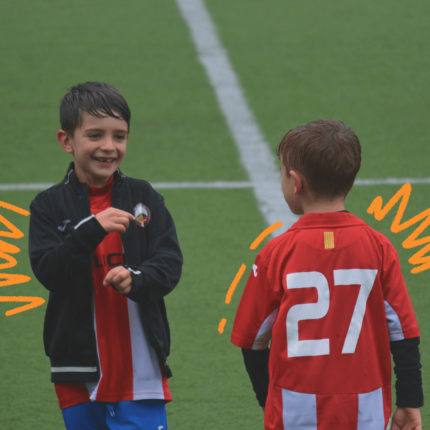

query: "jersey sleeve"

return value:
[380, 238, 420, 341]
[231, 247, 283, 350]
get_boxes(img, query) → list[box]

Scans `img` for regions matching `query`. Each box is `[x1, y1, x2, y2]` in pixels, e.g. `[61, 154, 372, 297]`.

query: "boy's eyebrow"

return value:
[84, 127, 128, 133]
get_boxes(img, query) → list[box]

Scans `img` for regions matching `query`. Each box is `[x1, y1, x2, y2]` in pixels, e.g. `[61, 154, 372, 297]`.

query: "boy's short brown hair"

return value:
[59, 82, 131, 136]
[277, 119, 361, 198]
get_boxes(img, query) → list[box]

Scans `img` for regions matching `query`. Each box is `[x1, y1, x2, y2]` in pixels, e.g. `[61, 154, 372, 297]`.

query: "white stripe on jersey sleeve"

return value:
[384, 300, 405, 341]
[252, 309, 278, 350]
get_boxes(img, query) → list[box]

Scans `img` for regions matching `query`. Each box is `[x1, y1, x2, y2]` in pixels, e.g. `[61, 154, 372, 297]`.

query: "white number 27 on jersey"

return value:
[286, 269, 378, 358]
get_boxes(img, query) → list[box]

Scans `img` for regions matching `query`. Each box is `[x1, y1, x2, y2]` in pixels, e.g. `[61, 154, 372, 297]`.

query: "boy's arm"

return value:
[242, 348, 270, 408]
[390, 337, 423, 429]
[29, 196, 107, 291]
[29, 196, 133, 292]
[231, 249, 281, 409]
[125, 194, 183, 302]
[379, 238, 423, 427]
[391, 337, 423, 407]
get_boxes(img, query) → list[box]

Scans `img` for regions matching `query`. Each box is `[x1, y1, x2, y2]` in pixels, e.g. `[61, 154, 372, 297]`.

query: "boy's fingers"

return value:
[114, 209, 135, 220]
[113, 210, 134, 219]
[117, 278, 130, 290]
[95, 207, 135, 233]
[103, 266, 130, 287]
[96, 208, 134, 222]
[112, 212, 134, 229]
[103, 267, 120, 285]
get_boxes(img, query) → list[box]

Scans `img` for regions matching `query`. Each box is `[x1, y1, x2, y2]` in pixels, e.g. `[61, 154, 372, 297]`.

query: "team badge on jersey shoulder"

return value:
[133, 203, 151, 228]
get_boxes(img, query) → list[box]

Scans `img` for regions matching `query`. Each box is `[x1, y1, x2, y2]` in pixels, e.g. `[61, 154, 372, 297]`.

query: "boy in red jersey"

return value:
[231, 120, 423, 430]
[29, 82, 182, 429]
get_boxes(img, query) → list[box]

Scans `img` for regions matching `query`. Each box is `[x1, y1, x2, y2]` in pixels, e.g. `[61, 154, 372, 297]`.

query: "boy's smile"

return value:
[58, 111, 129, 187]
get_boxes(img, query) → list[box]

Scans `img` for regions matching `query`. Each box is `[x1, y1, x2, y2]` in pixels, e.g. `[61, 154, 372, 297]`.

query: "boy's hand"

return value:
[390, 407, 422, 430]
[103, 266, 132, 295]
[95, 208, 134, 233]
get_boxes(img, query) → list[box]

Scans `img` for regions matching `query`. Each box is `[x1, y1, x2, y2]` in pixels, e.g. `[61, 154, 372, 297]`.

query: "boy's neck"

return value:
[301, 196, 346, 215]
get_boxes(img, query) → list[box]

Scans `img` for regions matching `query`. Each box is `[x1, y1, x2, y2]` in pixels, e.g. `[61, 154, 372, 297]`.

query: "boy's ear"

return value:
[289, 170, 304, 195]
[57, 130, 73, 154]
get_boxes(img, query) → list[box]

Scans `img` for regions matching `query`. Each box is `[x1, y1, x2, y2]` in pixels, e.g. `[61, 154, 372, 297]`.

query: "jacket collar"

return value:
[63, 162, 125, 192]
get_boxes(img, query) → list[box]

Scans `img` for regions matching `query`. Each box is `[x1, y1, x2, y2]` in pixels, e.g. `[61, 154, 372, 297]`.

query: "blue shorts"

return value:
[61, 399, 167, 430]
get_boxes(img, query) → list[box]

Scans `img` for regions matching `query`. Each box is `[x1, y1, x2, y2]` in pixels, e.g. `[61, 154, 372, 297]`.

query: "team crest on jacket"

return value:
[134, 203, 151, 228]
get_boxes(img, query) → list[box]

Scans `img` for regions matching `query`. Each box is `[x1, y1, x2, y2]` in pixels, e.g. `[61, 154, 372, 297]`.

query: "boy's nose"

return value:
[100, 136, 116, 150]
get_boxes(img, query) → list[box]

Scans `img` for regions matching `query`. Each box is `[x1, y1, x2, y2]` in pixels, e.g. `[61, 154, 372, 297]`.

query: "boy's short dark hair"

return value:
[277, 119, 361, 198]
[60, 82, 131, 135]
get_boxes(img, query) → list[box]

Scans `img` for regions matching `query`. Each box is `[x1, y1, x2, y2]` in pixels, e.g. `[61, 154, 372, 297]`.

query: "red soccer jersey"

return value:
[55, 177, 170, 409]
[231, 212, 420, 430]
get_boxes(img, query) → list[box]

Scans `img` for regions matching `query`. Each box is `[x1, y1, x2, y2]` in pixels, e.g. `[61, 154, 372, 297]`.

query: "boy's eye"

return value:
[88, 133, 101, 139]
[115, 134, 127, 141]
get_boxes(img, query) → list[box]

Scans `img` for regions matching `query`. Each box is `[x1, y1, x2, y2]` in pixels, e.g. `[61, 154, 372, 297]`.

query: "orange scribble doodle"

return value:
[0, 296, 46, 317]
[225, 263, 247, 305]
[249, 221, 283, 250]
[0, 273, 31, 288]
[0, 200, 45, 316]
[218, 265, 246, 335]
[218, 318, 227, 334]
[367, 183, 430, 274]
[218, 222, 283, 334]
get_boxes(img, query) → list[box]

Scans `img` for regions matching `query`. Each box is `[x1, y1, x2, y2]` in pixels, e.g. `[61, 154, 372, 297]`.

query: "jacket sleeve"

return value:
[126, 193, 183, 302]
[29, 193, 107, 292]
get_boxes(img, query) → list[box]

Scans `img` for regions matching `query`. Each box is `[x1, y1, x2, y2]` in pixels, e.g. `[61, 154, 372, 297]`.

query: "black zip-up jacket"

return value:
[29, 164, 183, 383]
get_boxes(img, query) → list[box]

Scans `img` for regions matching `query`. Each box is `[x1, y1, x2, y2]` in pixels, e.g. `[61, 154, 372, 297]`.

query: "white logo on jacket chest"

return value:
[133, 203, 151, 228]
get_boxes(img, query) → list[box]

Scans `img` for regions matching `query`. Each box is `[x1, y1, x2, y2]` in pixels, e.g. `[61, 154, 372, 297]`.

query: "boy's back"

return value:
[232, 211, 419, 428]
[231, 120, 422, 430]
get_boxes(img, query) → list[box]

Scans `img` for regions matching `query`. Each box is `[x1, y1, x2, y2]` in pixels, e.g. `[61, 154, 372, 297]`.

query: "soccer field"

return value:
[0, 1, 428, 428]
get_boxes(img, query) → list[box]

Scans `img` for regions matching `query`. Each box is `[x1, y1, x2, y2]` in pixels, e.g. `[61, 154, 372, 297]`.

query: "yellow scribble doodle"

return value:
[218, 222, 283, 334]
[367, 183, 430, 274]
[0, 200, 45, 316]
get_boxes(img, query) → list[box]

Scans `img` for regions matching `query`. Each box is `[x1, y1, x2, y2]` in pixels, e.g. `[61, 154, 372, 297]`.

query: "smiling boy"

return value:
[29, 82, 183, 429]
[58, 112, 128, 184]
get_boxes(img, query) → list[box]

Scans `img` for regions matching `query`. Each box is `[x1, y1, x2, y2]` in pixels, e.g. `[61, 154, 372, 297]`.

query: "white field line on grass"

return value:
[1, 177, 430, 192]
[175, 0, 296, 233]
[0, 181, 252, 191]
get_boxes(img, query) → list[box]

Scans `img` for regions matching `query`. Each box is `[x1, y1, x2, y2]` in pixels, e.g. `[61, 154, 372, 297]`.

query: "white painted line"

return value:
[0, 181, 254, 191]
[354, 177, 430, 185]
[153, 181, 252, 189]
[1, 178, 429, 192]
[175, 0, 296, 233]
[0, 183, 55, 191]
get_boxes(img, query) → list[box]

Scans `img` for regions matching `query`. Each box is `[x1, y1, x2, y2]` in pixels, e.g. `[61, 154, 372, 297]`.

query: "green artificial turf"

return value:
[0, 0, 428, 428]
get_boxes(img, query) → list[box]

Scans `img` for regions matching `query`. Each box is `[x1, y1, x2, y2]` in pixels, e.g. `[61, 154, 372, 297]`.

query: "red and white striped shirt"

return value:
[55, 178, 170, 409]
[232, 212, 420, 429]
